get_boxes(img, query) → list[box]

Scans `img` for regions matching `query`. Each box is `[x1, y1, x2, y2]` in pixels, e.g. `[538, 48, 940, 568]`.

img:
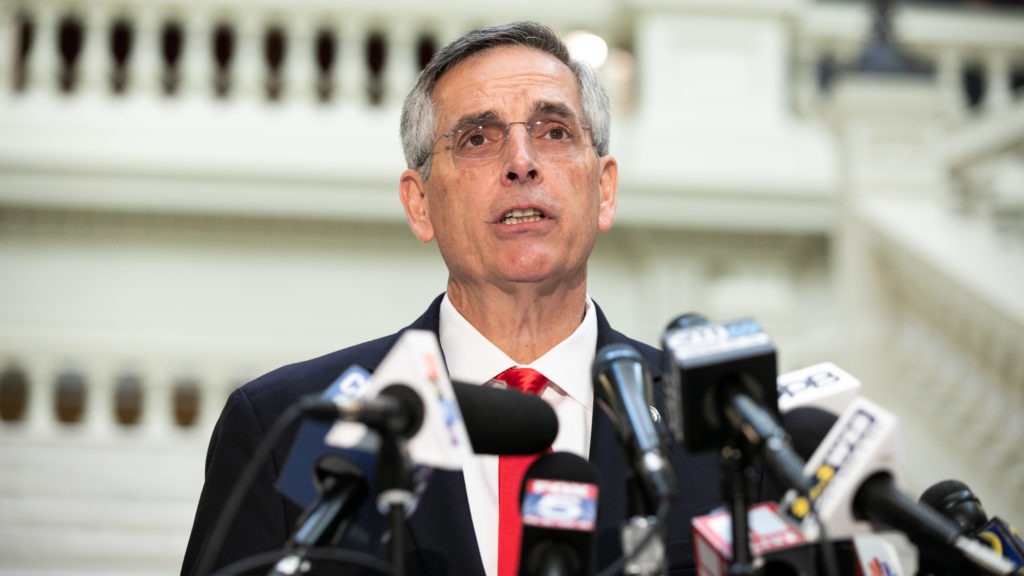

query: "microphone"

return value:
[309, 381, 558, 456]
[323, 330, 474, 472]
[278, 366, 559, 514]
[661, 313, 811, 495]
[592, 343, 676, 514]
[920, 479, 1024, 573]
[779, 397, 1015, 575]
[277, 365, 377, 506]
[776, 362, 862, 415]
[453, 380, 558, 456]
[308, 383, 425, 438]
[267, 365, 389, 576]
[518, 452, 599, 576]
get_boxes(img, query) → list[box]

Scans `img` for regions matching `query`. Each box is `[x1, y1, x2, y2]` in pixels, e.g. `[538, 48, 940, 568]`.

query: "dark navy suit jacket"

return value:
[181, 295, 757, 575]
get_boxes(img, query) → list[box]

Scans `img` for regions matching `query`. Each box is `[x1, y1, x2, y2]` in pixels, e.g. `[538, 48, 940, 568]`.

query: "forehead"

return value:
[431, 45, 582, 125]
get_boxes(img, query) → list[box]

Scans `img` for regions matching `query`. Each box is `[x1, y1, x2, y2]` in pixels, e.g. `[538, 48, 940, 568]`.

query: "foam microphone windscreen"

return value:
[781, 406, 840, 462]
[453, 381, 558, 455]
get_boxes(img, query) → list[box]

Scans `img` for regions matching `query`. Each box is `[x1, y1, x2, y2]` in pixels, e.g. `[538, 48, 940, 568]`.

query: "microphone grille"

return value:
[919, 478, 988, 533]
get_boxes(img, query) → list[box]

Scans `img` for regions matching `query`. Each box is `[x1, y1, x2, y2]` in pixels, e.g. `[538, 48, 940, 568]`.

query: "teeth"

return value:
[501, 208, 544, 225]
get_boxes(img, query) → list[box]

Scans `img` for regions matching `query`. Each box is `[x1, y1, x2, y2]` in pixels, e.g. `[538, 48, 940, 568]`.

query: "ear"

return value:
[399, 169, 435, 243]
[597, 155, 618, 232]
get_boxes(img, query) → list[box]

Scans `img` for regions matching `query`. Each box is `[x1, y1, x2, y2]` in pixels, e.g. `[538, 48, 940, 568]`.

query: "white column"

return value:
[282, 12, 316, 106]
[0, 3, 13, 99]
[24, 3, 59, 96]
[983, 51, 1011, 114]
[180, 9, 213, 100]
[935, 48, 966, 123]
[383, 18, 416, 109]
[76, 5, 108, 97]
[338, 16, 367, 107]
[22, 355, 57, 436]
[143, 366, 174, 439]
[232, 11, 262, 103]
[82, 362, 115, 438]
[128, 7, 163, 100]
[793, 38, 819, 117]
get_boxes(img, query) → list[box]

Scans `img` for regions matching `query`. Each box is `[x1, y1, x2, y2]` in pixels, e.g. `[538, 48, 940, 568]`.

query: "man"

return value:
[182, 21, 755, 576]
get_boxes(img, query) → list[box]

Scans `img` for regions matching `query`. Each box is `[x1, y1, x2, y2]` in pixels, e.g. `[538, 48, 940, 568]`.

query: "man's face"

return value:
[400, 45, 618, 294]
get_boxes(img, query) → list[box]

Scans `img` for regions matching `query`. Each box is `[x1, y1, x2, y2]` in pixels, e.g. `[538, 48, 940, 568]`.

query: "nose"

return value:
[502, 122, 539, 183]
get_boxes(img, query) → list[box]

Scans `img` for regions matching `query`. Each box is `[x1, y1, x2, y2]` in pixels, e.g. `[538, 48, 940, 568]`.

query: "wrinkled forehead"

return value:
[430, 45, 583, 129]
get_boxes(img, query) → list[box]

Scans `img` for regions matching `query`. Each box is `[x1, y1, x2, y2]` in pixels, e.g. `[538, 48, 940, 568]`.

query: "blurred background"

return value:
[0, 0, 1022, 573]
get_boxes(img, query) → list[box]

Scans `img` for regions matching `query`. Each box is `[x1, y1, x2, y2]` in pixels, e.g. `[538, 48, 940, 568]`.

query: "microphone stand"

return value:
[266, 457, 370, 576]
[721, 443, 757, 576]
[375, 429, 415, 576]
[620, 465, 669, 575]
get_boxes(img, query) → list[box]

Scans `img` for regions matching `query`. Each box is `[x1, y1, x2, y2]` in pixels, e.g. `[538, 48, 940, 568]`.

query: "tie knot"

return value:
[495, 367, 548, 396]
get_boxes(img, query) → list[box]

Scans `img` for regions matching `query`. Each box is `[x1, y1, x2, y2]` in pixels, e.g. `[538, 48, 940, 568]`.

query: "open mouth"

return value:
[501, 208, 545, 225]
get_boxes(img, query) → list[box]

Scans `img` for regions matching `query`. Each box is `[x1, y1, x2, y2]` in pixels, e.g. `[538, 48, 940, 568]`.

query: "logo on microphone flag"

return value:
[521, 479, 598, 532]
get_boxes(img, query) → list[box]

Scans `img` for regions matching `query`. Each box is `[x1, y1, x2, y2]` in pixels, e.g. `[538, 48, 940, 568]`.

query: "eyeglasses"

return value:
[429, 116, 592, 163]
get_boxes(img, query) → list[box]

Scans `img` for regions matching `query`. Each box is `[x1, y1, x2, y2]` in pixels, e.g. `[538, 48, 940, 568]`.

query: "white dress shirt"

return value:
[438, 294, 598, 576]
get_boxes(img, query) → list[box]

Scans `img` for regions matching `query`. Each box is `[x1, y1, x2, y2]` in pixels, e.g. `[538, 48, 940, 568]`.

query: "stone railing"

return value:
[0, 0, 625, 105]
[794, 1, 1024, 119]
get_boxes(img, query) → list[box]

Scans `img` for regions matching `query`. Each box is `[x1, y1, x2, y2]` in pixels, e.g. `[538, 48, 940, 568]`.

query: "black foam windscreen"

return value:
[919, 479, 989, 534]
[781, 406, 839, 461]
[452, 381, 558, 455]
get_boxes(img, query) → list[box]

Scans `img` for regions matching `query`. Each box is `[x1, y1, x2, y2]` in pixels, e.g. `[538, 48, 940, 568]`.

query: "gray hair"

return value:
[400, 21, 611, 180]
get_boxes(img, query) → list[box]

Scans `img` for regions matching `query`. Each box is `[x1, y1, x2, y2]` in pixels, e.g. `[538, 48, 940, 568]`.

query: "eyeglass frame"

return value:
[418, 109, 595, 167]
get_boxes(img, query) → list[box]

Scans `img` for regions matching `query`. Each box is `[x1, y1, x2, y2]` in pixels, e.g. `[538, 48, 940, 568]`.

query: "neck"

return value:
[446, 279, 588, 365]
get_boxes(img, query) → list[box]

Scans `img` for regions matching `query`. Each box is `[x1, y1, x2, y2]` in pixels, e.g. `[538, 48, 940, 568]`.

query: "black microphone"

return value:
[453, 381, 558, 456]
[304, 380, 558, 456]
[661, 313, 811, 495]
[781, 406, 841, 462]
[518, 452, 600, 576]
[592, 343, 676, 514]
[304, 383, 425, 437]
[920, 479, 1024, 573]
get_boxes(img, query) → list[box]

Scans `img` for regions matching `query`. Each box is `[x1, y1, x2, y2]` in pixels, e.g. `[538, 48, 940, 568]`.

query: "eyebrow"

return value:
[444, 101, 580, 134]
[446, 110, 500, 134]
[532, 101, 578, 121]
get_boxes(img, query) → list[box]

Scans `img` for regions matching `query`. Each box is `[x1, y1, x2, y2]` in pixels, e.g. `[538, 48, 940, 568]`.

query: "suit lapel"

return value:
[404, 468, 486, 576]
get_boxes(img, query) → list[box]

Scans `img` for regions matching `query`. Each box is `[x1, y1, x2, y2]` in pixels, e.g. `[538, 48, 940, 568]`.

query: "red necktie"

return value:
[494, 367, 548, 576]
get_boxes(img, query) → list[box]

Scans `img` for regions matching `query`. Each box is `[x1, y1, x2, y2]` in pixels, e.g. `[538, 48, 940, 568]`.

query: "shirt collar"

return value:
[438, 293, 597, 410]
